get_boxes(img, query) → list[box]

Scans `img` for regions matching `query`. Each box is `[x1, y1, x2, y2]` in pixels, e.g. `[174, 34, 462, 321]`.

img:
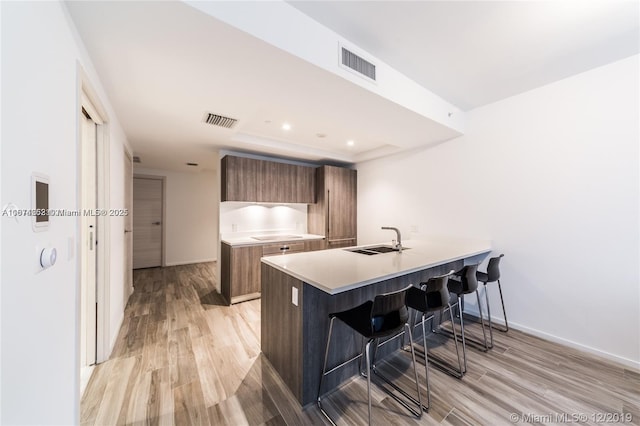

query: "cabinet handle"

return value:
[326, 189, 330, 237]
[280, 245, 290, 251]
[328, 238, 354, 243]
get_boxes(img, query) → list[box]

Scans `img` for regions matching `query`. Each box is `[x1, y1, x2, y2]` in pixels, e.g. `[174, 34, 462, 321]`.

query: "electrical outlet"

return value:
[411, 225, 419, 233]
[291, 286, 298, 306]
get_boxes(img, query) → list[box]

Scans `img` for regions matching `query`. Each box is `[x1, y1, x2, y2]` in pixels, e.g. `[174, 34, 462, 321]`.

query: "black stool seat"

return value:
[476, 271, 490, 282]
[318, 285, 422, 425]
[407, 285, 451, 313]
[332, 300, 406, 339]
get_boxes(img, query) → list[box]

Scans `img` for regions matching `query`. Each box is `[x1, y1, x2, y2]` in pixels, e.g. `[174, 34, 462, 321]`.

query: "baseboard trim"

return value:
[508, 321, 640, 370]
[165, 258, 217, 267]
[463, 307, 639, 370]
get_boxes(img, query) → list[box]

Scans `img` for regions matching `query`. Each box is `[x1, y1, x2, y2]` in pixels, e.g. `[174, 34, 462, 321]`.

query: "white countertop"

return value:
[261, 238, 492, 295]
[221, 233, 325, 247]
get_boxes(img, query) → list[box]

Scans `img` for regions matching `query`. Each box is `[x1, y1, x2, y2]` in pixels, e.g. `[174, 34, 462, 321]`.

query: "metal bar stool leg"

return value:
[475, 289, 490, 351]
[420, 314, 431, 409]
[497, 279, 509, 331]
[447, 303, 465, 375]
[371, 326, 425, 415]
[458, 295, 468, 373]
[406, 322, 423, 416]
[484, 284, 494, 348]
[318, 317, 337, 425]
[365, 339, 373, 426]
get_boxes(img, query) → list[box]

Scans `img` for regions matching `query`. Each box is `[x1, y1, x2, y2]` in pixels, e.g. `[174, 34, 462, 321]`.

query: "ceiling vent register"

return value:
[204, 113, 238, 129]
[341, 47, 376, 81]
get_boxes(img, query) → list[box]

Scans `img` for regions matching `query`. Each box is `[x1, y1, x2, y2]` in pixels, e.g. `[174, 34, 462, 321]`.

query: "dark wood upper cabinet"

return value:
[221, 155, 315, 203]
[295, 165, 316, 203]
[308, 165, 357, 244]
[258, 161, 292, 203]
[221, 156, 259, 202]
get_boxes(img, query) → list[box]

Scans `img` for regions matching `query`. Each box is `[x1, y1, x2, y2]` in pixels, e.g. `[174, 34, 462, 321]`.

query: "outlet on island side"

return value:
[291, 286, 298, 306]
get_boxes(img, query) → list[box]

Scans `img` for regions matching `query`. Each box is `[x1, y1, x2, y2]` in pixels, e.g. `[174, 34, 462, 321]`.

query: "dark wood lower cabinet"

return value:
[221, 243, 262, 304]
[303, 239, 327, 252]
[221, 239, 327, 305]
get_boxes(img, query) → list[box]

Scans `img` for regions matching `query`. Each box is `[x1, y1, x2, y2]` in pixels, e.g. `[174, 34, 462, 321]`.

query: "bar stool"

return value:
[317, 285, 422, 426]
[477, 254, 508, 348]
[446, 264, 490, 370]
[405, 270, 465, 407]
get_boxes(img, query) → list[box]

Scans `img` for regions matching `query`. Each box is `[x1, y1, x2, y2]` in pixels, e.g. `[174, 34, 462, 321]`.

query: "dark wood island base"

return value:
[261, 257, 478, 406]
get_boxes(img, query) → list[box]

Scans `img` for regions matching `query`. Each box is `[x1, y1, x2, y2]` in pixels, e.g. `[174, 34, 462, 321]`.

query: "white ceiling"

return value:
[289, 1, 640, 111]
[66, 1, 639, 172]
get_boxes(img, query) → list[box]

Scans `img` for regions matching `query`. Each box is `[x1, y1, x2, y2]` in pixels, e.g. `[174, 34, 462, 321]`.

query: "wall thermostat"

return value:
[40, 247, 57, 269]
[32, 173, 50, 232]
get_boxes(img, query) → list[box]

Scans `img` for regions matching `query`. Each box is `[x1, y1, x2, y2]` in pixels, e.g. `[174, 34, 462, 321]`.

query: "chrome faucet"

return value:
[381, 227, 402, 252]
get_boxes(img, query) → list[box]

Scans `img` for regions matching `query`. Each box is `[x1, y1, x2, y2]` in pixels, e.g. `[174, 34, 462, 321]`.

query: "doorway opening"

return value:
[78, 77, 111, 396]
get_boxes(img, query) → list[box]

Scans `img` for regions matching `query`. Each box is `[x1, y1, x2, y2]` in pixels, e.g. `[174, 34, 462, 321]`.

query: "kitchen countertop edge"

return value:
[261, 239, 492, 295]
[221, 233, 325, 247]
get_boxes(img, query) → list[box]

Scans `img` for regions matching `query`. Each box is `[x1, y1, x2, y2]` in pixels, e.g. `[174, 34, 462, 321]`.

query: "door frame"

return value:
[123, 150, 134, 303]
[77, 65, 111, 370]
[133, 174, 167, 268]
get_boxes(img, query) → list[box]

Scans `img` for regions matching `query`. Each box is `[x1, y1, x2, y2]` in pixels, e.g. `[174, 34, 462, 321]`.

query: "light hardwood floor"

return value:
[81, 263, 640, 425]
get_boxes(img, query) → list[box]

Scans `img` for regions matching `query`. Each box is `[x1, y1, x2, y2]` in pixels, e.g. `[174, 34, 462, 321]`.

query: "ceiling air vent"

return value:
[203, 112, 237, 129]
[132, 156, 141, 163]
[341, 47, 376, 81]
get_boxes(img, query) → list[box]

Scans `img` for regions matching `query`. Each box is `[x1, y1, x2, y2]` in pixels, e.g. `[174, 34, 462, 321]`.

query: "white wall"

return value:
[134, 168, 218, 266]
[357, 55, 639, 368]
[1, 2, 131, 424]
[220, 202, 308, 237]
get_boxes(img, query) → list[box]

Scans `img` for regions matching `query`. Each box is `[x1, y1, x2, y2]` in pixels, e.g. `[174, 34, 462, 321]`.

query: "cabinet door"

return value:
[295, 165, 316, 203]
[221, 156, 259, 201]
[304, 239, 327, 252]
[326, 238, 356, 249]
[220, 243, 232, 304]
[257, 161, 295, 203]
[230, 245, 263, 298]
[326, 166, 357, 241]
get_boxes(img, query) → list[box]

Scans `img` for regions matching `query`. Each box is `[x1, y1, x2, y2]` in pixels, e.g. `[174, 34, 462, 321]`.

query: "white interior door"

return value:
[124, 152, 133, 299]
[133, 177, 163, 269]
[80, 112, 97, 367]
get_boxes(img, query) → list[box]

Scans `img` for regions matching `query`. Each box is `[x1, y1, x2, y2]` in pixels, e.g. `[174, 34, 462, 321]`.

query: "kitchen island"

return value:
[260, 237, 492, 406]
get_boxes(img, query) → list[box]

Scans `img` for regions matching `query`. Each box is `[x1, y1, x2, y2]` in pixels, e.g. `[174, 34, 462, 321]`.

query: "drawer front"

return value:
[262, 241, 305, 256]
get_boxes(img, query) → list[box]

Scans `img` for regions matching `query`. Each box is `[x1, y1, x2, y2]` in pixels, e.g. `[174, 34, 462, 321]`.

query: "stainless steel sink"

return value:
[345, 245, 409, 255]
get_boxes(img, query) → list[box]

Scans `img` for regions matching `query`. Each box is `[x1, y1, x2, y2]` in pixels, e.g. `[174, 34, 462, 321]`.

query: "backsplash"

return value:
[220, 202, 308, 237]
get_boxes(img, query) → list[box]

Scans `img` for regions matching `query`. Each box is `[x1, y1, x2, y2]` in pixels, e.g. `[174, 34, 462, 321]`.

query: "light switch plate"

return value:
[291, 286, 298, 306]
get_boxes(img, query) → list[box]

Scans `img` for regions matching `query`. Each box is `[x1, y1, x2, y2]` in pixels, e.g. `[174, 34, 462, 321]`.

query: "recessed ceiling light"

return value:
[316, 133, 327, 138]
[347, 140, 355, 147]
[282, 123, 291, 131]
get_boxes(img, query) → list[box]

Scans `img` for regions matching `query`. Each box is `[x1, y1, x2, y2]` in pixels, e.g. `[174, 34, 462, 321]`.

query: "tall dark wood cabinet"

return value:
[308, 165, 357, 248]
